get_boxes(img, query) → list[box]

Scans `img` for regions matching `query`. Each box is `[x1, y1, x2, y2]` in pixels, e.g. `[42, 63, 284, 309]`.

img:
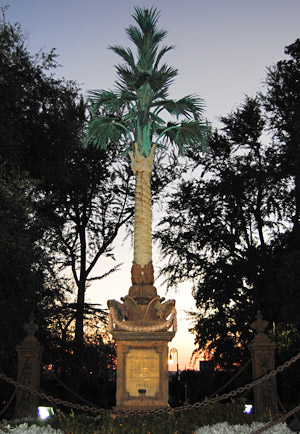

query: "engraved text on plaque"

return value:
[125, 348, 160, 397]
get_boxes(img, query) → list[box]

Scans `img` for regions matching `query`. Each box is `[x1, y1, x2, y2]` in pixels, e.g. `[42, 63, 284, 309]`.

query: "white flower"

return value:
[195, 421, 292, 434]
[4, 420, 293, 433]
[8, 423, 63, 434]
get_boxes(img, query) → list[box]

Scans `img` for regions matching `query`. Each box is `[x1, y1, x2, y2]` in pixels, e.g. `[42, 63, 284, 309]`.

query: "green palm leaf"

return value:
[153, 95, 205, 120]
[85, 6, 209, 157]
[154, 45, 175, 69]
[85, 117, 130, 149]
[155, 120, 209, 153]
[88, 90, 120, 113]
[109, 45, 136, 69]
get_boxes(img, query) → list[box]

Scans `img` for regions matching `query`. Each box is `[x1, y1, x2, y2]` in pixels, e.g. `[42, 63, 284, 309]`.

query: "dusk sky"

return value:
[4, 0, 300, 369]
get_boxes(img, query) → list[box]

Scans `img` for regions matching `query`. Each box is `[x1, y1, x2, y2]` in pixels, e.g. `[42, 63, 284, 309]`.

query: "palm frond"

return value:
[154, 45, 175, 69]
[115, 87, 137, 104]
[153, 95, 205, 120]
[109, 45, 136, 69]
[115, 65, 136, 90]
[175, 120, 208, 149]
[88, 90, 120, 113]
[128, 7, 168, 76]
[132, 6, 167, 49]
[155, 120, 209, 153]
[132, 6, 161, 35]
[179, 95, 206, 119]
[85, 7, 208, 157]
[85, 117, 130, 149]
[126, 24, 143, 50]
[150, 64, 178, 92]
[88, 88, 137, 116]
[149, 111, 165, 125]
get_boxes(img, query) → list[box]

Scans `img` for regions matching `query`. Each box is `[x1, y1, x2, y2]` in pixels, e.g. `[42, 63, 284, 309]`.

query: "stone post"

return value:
[15, 314, 43, 418]
[248, 311, 277, 415]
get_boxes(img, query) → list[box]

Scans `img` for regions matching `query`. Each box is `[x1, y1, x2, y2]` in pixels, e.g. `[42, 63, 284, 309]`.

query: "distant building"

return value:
[199, 360, 214, 372]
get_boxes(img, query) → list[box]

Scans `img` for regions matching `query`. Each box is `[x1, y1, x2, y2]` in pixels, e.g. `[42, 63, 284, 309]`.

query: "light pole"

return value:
[169, 347, 180, 405]
[169, 348, 179, 380]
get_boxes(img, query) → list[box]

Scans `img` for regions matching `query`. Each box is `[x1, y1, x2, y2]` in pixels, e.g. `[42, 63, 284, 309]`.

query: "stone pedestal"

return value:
[15, 314, 43, 418]
[108, 263, 177, 410]
[248, 311, 277, 415]
[112, 330, 174, 410]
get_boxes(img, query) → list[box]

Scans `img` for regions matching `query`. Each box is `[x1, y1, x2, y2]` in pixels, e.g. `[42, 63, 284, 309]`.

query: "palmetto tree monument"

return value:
[86, 7, 208, 409]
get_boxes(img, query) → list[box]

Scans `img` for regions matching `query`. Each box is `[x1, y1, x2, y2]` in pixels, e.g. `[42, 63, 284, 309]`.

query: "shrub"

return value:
[47, 399, 262, 434]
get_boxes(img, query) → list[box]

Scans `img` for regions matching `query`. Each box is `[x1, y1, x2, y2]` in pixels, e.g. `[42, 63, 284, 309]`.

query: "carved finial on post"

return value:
[251, 311, 269, 335]
[24, 312, 39, 337]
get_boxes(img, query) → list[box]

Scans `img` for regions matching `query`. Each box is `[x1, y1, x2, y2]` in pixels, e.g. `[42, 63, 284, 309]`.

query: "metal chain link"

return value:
[0, 373, 109, 415]
[1, 350, 300, 419]
[45, 371, 96, 408]
[250, 402, 300, 434]
[170, 352, 300, 414]
[0, 359, 32, 418]
[0, 390, 16, 417]
[208, 358, 252, 399]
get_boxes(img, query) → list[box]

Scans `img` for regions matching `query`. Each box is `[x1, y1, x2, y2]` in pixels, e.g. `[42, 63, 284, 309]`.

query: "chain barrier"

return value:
[250, 402, 300, 434]
[0, 361, 30, 418]
[169, 351, 300, 414]
[1, 350, 300, 422]
[44, 371, 96, 408]
[0, 390, 16, 418]
[0, 373, 110, 416]
[207, 358, 252, 399]
[276, 392, 300, 429]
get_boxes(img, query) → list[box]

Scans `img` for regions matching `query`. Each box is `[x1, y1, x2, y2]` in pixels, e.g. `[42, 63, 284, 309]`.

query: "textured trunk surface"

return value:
[134, 169, 152, 267]
[129, 144, 155, 268]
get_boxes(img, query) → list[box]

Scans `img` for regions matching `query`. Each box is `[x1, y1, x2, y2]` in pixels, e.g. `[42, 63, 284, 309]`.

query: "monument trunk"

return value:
[107, 145, 176, 410]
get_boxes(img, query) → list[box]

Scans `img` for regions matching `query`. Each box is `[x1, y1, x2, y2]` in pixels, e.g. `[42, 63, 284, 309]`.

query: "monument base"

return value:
[112, 330, 175, 411]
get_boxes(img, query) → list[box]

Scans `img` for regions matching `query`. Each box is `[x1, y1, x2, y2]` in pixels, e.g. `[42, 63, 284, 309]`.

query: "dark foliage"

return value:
[155, 39, 300, 373]
[0, 10, 121, 406]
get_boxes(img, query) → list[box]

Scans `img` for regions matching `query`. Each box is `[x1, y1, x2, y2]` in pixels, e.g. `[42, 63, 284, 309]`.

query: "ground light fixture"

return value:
[37, 406, 54, 420]
[244, 404, 253, 414]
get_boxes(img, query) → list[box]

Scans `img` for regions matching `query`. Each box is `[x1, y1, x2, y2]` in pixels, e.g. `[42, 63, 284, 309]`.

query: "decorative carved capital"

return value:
[129, 143, 155, 176]
[131, 261, 154, 285]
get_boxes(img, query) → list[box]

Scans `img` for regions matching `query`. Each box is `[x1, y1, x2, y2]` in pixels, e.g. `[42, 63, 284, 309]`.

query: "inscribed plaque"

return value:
[125, 348, 160, 397]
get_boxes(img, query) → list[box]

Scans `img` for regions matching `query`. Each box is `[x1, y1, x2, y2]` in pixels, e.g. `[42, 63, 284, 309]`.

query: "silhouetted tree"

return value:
[156, 95, 295, 368]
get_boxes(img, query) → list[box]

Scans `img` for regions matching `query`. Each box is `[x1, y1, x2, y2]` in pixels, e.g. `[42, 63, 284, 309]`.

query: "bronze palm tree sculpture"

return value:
[86, 7, 208, 325]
